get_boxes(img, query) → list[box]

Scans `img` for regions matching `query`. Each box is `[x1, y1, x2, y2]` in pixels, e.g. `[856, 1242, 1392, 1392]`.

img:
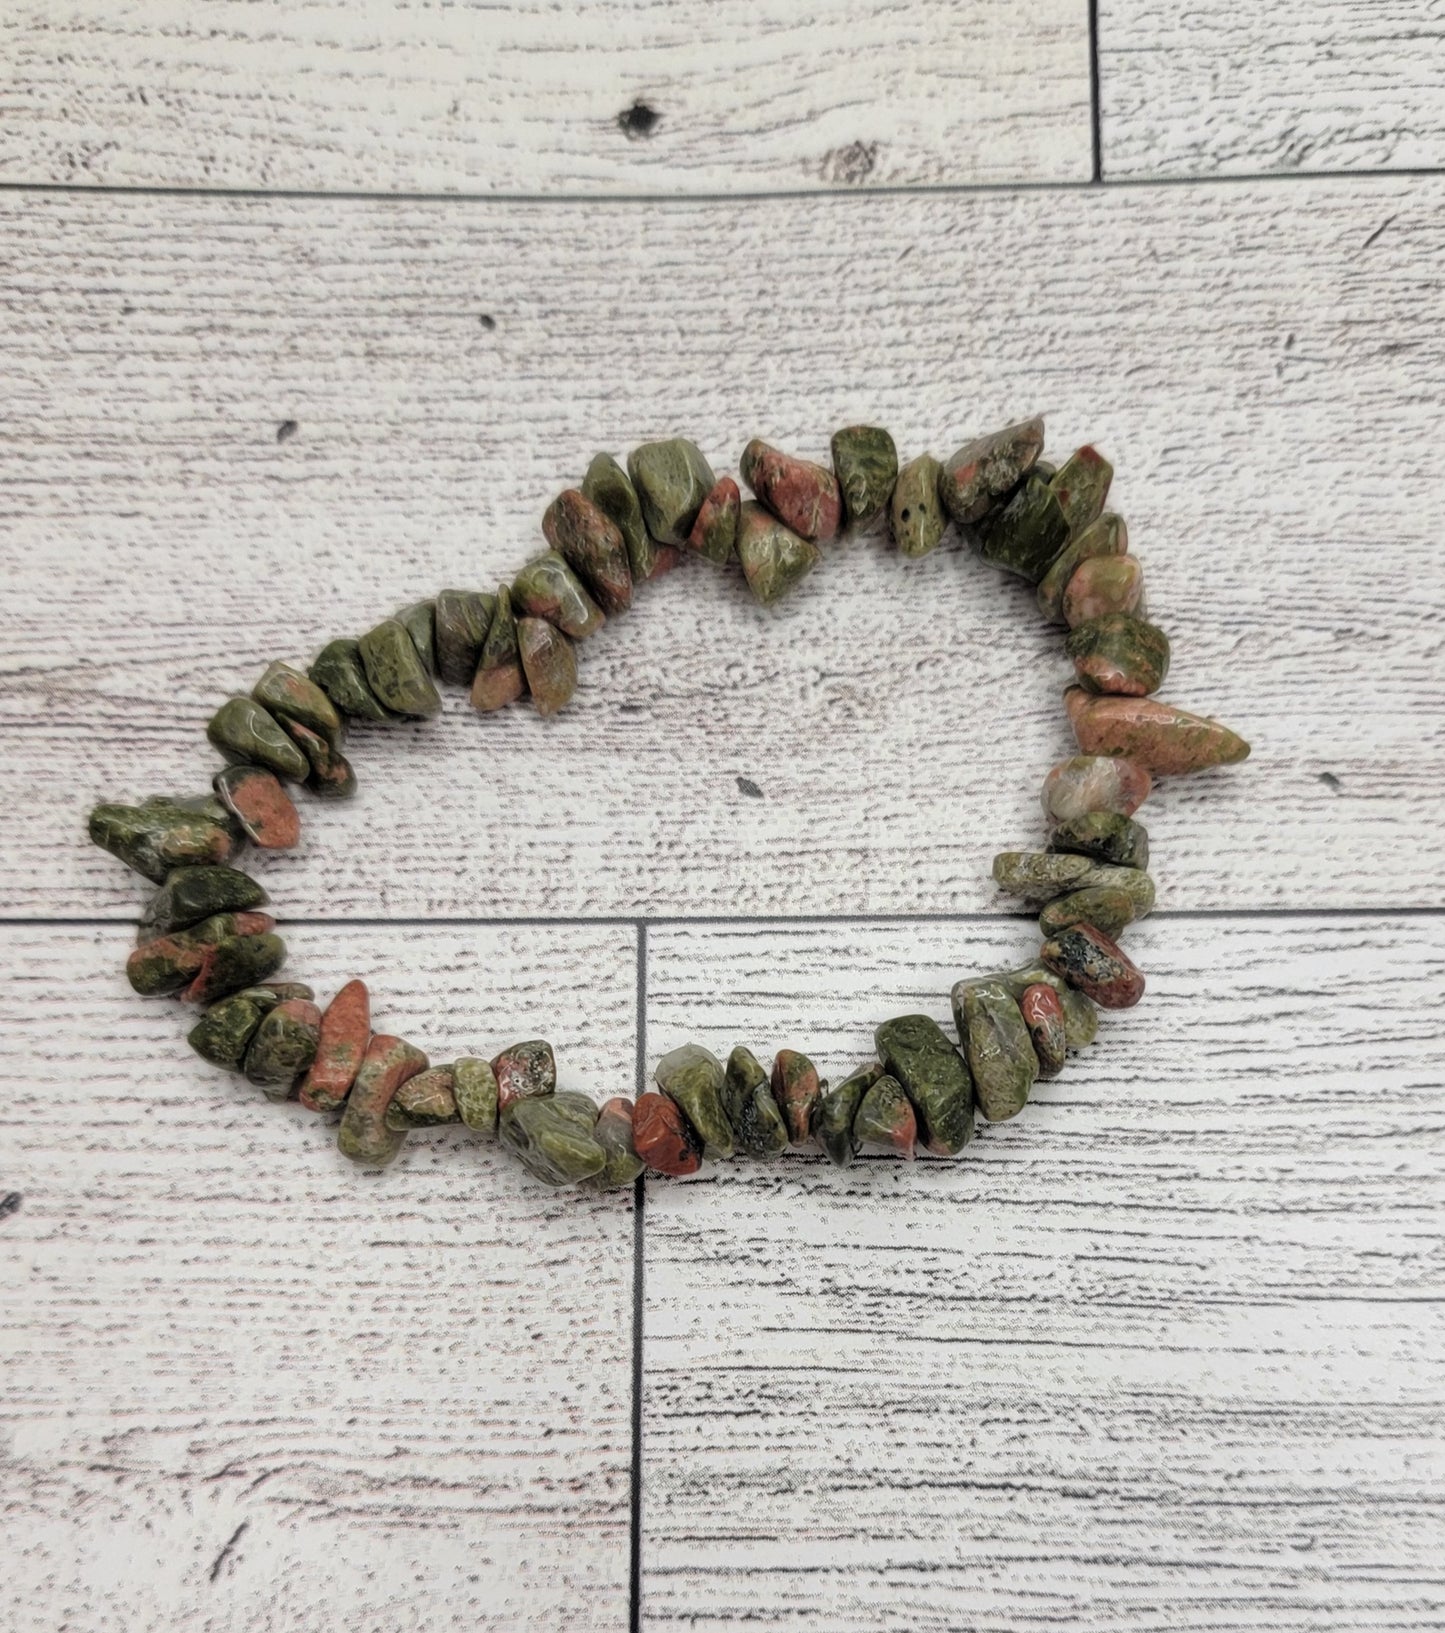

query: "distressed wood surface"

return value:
[3, 177, 1443, 922]
[0, 921, 639, 1632]
[0, 0, 1091, 195]
[642, 915, 1445, 1631]
[1100, 0, 1445, 178]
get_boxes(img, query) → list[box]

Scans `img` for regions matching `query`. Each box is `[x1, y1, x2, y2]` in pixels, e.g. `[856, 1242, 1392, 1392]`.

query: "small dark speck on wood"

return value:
[618, 101, 661, 140]
[478, 314, 496, 331]
[276, 420, 298, 443]
[1318, 772, 1343, 793]
[821, 140, 879, 185]
[0, 1191, 20, 1220]
[737, 776, 764, 799]
[209, 1520, 249, 1583]
[1362, 215, 1397, 250]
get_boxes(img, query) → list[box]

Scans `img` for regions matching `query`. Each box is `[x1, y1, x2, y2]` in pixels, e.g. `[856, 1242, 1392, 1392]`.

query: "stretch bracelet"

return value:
[87, 417, 1249, 1188]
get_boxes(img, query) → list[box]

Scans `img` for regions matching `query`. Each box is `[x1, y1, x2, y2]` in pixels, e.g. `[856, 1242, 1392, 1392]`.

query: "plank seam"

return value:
[1088, 0, 1103, 184]
[629, 922, 647, 1633]
[4, 166, 1445, 208]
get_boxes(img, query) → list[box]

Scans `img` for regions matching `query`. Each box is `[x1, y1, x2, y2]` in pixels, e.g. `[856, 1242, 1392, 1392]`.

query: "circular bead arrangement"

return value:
[88, 417, 1250, 1189]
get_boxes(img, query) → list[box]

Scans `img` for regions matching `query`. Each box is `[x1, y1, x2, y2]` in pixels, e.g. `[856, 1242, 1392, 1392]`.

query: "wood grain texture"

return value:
[0, 921, 638, 1632]
[0, 0, 1091, 195]
[2, 179, 1442, 921]
[1100, 0, 1445, 178]
[642, 915, 1445, 1631]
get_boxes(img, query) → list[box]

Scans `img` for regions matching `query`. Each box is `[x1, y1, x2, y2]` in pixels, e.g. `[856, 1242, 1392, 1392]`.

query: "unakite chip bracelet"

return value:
[88, 417, 1249, 1187]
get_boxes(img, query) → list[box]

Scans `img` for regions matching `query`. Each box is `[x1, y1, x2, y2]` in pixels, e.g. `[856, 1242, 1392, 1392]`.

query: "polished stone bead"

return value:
[396, 600, 439, 676]
[874, 1014, 974, 1155]
[512, 551, 605, 640]
[741, 439, 842, 542]
[500, 1095, 607, 1186]
[685, 475, 741, 565]
[655, 1043, 734, 1159]
[298, 978, 371, 1115]
[214, 764, 301, 849]
[252, 660, 344, 752]
[991, 850, 1094, 902]
[889, 453, 946, 558]
[89, 796, 243, 884]
[280, 717, 357, 800]
[830, 425, 898, 528]
[453, 1056, 500, 1135]
[1036, 512, 1127, 624]
[127, 931, 210, 996]
[816, 1062, 881, 1167]
[1047, 810, 1150, 871]
[358, 618, 443, 718]
[1065, 687, 1251, 775]
[1048, 445, 1113, 535]
[1041, 924, 1145, 1008]
[1068, 613, 1171, 697]
[471, 584, 526, 713]
[244, 998, 322, 1099]
[544, 490, 634, 616]
[1063, 554, 1146, 627]
[853, 1073, 916, 1159]
[517, 617, 578, 717]
[628, 439, 716, 546]
[990, 964, 1100, 1051]
[973, 474, 1070, 582]
[770, 1049, 822, 1148]
[736, 500, 821, 605]
[308, 638, 394, 723]
[938, 417, 1045, 525]
[583, 452, 664, 583]
[1019, 983, 1067, 1078]
[722, 1045, 767, 1133]
[385, 1066, 460, 1129]
[207, 697, 310, 781]
[586, 1096, 646, 1189]
[187, 995, 266, 1070]
[633, 1090, 703, 1176]
[434, 589, 497, 688]
[183, 931, 288, 1005]
[337, 1034, 428, 1167]
[492, 1039, 556, 1110]
[550, 1091, 600, 1135]
[1077, 864, 1156, 915]
[1038, 885, 1138, 939]
[1041, 754, 1152, 822]
[139, 864, 267, 938]
[954, 979, 1037, 1123]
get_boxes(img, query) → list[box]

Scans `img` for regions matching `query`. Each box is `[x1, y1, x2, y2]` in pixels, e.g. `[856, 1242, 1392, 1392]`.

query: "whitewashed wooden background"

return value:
[1, 5, 1443, 1631]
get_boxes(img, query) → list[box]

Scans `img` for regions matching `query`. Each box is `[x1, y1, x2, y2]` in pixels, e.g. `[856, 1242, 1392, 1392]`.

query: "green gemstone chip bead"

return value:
[655, 1043, 734, 1160]
[1048, 445, 1114, 536]
[517, 617, 578, 716]
[736, 501, 821, 606]
[938, 417, 1045, 526]
[397, 600, 439, 676]
[627, 438, 715, 546]
[434, 590, 497, 688]
[722, 1046, 767, 1134]
[308, 638, 394, 722]
[853, 1073, 916, 1158]
[583, 452, 661, 583]
[338, 1034, 428, 1168]
[252, 660, 344, 752]
[89, 796, 243, 885]
[1038, 885, 1138, 940]
[452, 1056, 500, 1136]
[206, 697, 310, 781]
[771, 1049, 823, 1147]
[543, 490, 633, 617]
[139, 864, 267, 938]
[586, 1097, 646, 1190]
[953, 980, 1038, 1123]
[187, 995, 266, 1070]
[244, 998, 322, 1100]
[816, 1062, 882, 1168]
[1036, 512, 1127, 624]
[830, 425, 898, 528]
[889, 453, 946, 558]
[1047, 810, 1149, 871]
[974, 474, 1070, 583]
[358, 619, 442, 718]
[723, 1046, 789, 1157]
[513, 552, 605, 640]
[874, 1014, 974, 1155]
[992, 851, 1095, 902]
[500, 1095, 607, 1187]
[385, 1066, 461, 1129]
[471, 584, 526, 713]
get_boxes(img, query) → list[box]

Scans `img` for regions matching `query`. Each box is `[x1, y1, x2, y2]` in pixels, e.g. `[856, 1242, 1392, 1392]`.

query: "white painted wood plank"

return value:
[1100, 0, 1445, 178]
[1, 179, 1442, 920]
[642, 915, 1445, 1631]
[0, 921, 638, 1632]
[1, 0, 1091, 194]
